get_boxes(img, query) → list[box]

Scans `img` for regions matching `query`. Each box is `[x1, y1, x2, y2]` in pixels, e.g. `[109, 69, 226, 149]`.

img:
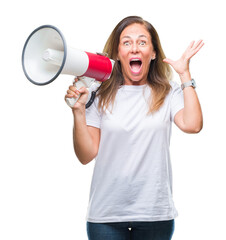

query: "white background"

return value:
[1, 0, 226, 239]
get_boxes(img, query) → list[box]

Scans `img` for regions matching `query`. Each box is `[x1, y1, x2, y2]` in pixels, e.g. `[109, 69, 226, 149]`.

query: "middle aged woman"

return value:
[65, 16, 204, 240]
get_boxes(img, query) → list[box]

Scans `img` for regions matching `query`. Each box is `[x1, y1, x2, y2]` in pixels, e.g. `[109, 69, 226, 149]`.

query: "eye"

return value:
[139, 40, 146, 46]
[123, 41, 130, 46]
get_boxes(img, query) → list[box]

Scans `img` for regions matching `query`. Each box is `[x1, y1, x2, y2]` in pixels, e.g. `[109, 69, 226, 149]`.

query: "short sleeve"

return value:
[85, 96, 102, 129]
[170, 81, 184, 122]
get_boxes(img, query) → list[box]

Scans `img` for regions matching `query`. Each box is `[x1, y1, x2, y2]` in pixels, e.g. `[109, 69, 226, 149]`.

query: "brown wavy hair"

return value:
[97, 16, 172, 114]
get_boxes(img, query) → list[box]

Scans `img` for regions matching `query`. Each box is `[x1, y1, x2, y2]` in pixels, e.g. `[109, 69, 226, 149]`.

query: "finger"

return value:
[190, 40, 204, 57]
[77, 86, 89, 94]
[67, 89, 75, 95]
[182, 41, 195, 59]
[65, 93, 74, 99]
[194, 41, 204, 54]
[67, 87, 80, 96]
[73, 78, 79, 84]
[65, 93, 80, 100]
[195, 40, 204, 51]
[69, 85, 79, 92]
[163, 58, 174, 66]
[66, 89, 79, 98]
[192, 39, 204, 49]
[187, 40, 195, 50]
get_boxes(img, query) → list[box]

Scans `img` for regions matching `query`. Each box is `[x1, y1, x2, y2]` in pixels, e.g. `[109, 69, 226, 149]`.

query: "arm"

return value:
[66, 81, 100, 164]
[163, 40, 204, 133]
[174, 71, 203, 133]
[73, 108, 100, 164]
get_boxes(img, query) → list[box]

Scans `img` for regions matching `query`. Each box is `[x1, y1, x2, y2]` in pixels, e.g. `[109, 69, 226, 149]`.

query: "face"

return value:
[117, 23, 156, 85]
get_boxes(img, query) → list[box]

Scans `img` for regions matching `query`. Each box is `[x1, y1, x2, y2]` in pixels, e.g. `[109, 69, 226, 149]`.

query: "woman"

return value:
[65, 16, 203, 240]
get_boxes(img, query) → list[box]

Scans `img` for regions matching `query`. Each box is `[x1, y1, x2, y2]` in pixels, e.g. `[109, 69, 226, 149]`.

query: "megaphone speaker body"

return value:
[22, 25, 67, 85]
[22, 25, 114, 107]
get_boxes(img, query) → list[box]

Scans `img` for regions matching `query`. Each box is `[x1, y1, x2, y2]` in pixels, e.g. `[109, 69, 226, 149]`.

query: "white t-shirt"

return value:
[85, 81, 184, 223]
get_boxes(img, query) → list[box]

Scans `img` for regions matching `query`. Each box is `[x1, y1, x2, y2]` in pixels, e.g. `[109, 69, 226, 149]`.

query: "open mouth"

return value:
[129, 58, 142, 74]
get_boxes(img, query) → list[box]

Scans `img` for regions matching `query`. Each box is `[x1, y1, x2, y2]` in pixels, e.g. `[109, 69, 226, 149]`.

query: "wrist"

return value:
[72, 106, 86, 117]
[179, 71, 191, 83]
[181, 78, 196, 90]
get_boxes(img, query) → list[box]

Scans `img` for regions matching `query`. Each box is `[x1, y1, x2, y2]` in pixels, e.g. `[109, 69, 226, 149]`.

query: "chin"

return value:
[127, 77, 147, 85]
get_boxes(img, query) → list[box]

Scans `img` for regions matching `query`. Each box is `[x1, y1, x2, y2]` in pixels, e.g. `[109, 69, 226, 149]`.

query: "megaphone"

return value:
[22, 25, 115, 107]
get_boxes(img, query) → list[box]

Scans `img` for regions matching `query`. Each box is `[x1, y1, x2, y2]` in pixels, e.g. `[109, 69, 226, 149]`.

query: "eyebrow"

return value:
[121, 34, 148, 40]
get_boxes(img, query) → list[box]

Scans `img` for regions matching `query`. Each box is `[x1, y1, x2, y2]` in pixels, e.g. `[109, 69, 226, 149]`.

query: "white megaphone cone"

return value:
[22, 25, 115, 108]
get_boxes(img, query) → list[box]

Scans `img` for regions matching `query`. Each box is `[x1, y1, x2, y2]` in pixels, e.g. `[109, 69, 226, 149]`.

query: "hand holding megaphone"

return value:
[65, 76, 96, 108]
[65, 77, 91, 108]
[22, 25, 115, 108]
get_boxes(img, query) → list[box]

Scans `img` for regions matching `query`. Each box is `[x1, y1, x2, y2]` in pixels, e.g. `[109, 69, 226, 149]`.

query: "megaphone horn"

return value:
[22, 25, 115, 107]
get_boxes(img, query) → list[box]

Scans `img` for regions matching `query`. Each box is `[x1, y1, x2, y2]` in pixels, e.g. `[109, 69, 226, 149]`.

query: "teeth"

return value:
[130, 59, 141, 62]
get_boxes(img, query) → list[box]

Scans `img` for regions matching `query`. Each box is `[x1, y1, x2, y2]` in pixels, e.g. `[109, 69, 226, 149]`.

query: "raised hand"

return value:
[163, 40, 204, 77]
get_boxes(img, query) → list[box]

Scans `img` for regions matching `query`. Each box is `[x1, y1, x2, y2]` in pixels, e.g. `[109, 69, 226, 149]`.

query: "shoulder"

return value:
[169, 80, 183, 97]
[169, 80, 181, 90]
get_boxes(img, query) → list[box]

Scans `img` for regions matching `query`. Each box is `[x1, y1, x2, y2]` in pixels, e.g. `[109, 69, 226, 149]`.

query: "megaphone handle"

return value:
[66, 77, 96, 108]
[66, 79, 87, 108]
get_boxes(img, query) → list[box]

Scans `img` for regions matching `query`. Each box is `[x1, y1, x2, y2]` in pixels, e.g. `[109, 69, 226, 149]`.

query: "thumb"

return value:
[163, 58, 174, 66]
[78, 86, 89, 94]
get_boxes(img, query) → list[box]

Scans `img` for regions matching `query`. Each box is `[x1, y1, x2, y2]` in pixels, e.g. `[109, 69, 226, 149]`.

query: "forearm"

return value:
[180, 72, 203, 132]
[73, 108, 97, 164]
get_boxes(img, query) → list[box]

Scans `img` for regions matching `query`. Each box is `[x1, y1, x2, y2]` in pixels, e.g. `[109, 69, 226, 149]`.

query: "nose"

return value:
[131, 43, 139, 53]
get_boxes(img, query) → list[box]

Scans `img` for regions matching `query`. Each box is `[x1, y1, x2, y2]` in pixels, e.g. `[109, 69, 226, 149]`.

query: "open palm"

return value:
[163, 40, 204, 75]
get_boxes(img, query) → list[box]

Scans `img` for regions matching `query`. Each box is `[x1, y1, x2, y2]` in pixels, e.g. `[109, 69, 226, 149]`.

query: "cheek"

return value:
[117, 51, 128, 68]
[142, 57, 151, 68]
[143, 52, 153, 65]
[117, 48, 126, 60]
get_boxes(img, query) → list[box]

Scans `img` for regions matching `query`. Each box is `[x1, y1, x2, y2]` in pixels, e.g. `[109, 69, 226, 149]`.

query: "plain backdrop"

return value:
[1, 0, 226, 239]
